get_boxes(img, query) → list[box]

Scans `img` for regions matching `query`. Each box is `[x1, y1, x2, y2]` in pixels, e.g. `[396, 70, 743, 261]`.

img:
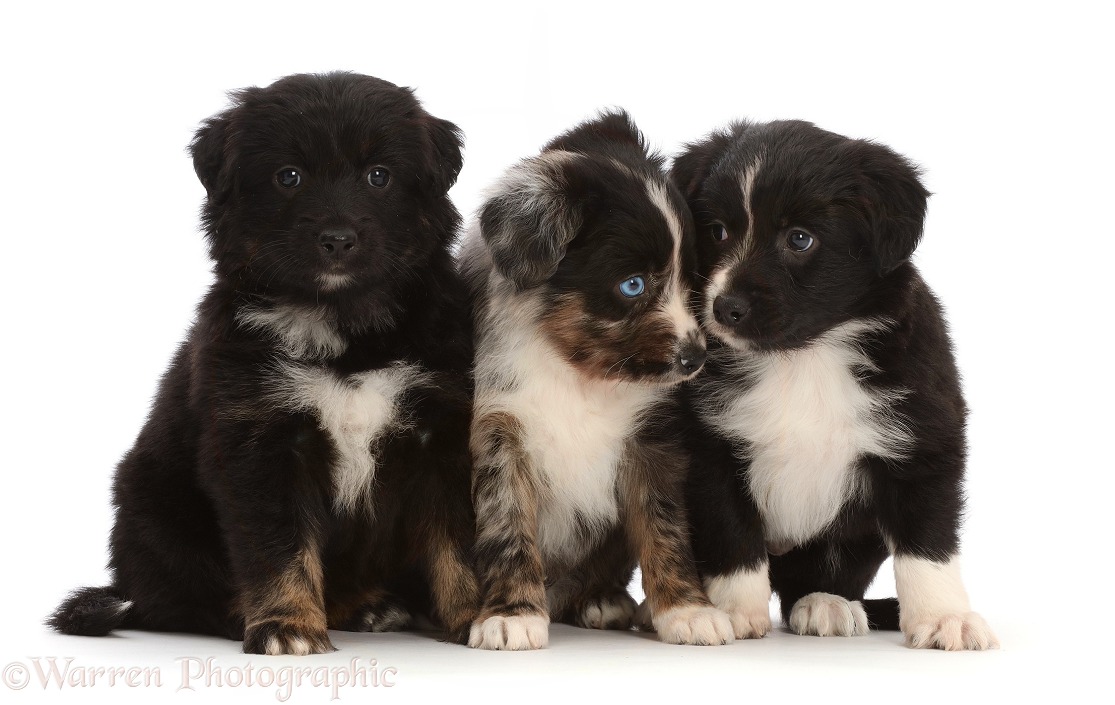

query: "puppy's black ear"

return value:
[480, 152, 581, 289]
[190, 87, 263, 204]
[545, 109, 647, 156]
[851, 140, 930, 276]
[670, 123, 747, 200]
[189, 114, 230, 201]
[421, 116, 464, 195]
[671, 141, 717, 201]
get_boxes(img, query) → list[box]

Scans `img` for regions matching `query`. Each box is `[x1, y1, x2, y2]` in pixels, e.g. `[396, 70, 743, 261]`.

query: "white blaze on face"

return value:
[703, 157, 764, 331]
[739, 157, 763, 254]
[644, 179, 700, 343]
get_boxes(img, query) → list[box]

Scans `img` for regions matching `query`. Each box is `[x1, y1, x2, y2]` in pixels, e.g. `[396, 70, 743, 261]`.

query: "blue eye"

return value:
[618, 276, 646, 298]
[788, 229, 815, 251]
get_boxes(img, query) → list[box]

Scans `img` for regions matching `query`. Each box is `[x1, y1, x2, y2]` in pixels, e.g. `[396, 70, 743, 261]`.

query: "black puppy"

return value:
[672, 120, 997, 650]
[48, 72, 479, 654]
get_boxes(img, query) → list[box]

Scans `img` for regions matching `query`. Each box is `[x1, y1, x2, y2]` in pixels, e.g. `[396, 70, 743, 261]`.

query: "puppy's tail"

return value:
[46, 586, 134, 636]
[862, 597, 900, 631]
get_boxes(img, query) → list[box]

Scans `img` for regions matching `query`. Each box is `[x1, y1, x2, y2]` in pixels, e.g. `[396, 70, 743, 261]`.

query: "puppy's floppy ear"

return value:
[670, 122, 748, 200]
[544, 109, 647, 156]
[421, 115, 464, 195]
[189, 87, 264, 204]
[480, 151, 581, 289]
[189, 114, 231, 201]
[850, 140, 930, 276]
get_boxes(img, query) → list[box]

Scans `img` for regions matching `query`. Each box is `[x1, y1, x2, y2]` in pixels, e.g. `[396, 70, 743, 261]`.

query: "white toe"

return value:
[468, 614, 549, 651]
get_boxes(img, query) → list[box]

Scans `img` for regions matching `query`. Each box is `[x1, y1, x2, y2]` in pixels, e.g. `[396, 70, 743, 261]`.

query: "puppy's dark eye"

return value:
[711, 223, 729, 242]
[618, 276, 646, 298]
[276, 168, 302, 189]
[788, 229, 815, 252]
[367, 167, 390, 188]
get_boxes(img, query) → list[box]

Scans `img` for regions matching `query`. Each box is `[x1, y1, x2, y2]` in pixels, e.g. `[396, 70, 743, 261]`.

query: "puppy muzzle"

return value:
[675, 334, 707, 377]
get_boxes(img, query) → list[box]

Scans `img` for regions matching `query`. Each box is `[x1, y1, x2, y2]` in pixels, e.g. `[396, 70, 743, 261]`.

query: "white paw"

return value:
[704, 564, 772, 639]
[789, 593, 869, 637]
[263, 633, 333, 656]
[724, 606, 772, 639]
[577, 593, 637, 630]
[652, 605, 734, 646]
[468, 614, 549, 650]
[903, 611, 998, 651]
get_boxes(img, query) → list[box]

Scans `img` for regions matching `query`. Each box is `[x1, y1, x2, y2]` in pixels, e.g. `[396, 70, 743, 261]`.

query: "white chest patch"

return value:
[524, 375, 655, 566]
[237, 304, 347, 360]
[701, 320, 911, 548]
[270, 361, 426, 514]
[474, 296, 659, 567]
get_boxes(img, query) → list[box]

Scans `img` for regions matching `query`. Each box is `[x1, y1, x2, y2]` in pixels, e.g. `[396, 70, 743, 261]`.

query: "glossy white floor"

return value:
[6, 598, 1081, 704]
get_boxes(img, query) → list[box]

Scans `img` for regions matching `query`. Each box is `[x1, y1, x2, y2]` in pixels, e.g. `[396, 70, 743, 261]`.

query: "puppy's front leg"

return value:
[685, 428, 772, 639]
[621, 441, 734, 646]
[203, 417, 334, 656]
[413, 398, 481, 644]
[871, 455, 998, 651]
[468, 411, 549, 650]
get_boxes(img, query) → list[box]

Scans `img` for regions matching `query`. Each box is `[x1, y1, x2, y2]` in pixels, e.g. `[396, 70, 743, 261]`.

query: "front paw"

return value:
[789, 593, 868, 637]
[903, 611, 998, 651]
[468, 614, 549, 650]
[575, 592, 637, 630]
[243, 620, 335, 655]
[652, 605, 734, 646]
[723, 605, 772, 639]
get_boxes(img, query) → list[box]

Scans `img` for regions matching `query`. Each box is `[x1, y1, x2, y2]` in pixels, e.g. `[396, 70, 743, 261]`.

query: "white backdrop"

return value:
[1, 1, 1110, 702]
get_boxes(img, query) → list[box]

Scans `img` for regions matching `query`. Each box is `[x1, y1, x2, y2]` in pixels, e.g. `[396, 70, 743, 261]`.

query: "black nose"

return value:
[676, 339, 707, 375]
[319, 228, 358, 257]
[713, 293, 750, 326]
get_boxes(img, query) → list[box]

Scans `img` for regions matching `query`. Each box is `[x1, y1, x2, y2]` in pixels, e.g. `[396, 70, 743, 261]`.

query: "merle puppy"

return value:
[672, 120, 998, 650]
[48, 72, 478, 654]
[460, 111, 733, 650]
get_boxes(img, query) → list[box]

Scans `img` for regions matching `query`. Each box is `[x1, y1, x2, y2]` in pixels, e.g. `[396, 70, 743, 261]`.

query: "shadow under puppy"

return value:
[672, 120, 998, 650]
[460, 111, 734, 650]
[48, 72, 479, 654]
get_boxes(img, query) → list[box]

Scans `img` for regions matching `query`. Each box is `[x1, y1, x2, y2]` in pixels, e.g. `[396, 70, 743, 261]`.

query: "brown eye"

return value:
[367, 167, 390, 188]
[788, 229, 815, 251]
[276, 167, 302, 189]
[711, 223, 728, 242]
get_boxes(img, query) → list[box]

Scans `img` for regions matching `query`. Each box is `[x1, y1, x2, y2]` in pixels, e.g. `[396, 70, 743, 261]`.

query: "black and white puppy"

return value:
[460, 111, 734, 650]
[672, 120, 998, 650]
[48, 72, 479, 654]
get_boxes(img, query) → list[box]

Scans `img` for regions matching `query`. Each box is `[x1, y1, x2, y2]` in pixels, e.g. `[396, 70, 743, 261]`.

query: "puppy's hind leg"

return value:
[771, 534, 889, 637]
[330, 587, 414, 633]
[553, 528, 638, 631]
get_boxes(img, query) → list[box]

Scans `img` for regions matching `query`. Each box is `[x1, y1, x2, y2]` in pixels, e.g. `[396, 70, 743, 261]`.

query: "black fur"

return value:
[674, 120, 984, 642]
[48, 72, 479, 653]
[462, 112, 729, 649]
